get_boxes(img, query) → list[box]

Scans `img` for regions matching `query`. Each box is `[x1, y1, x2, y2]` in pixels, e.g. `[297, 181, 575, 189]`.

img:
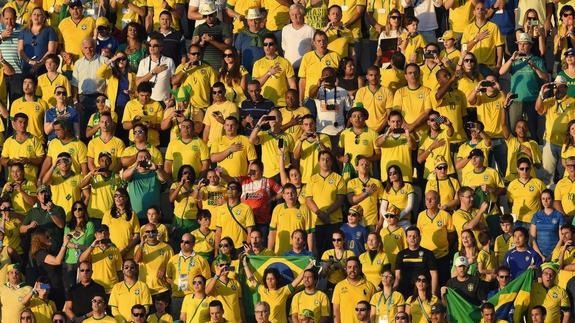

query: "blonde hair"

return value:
[26, 7, 47, 30]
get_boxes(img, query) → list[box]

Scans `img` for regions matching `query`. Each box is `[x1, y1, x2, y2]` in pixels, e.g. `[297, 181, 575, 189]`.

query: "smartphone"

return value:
[435, 116, 445, 124]
[278, 138, 284, 149]
[263, 116, 276, 121]
[40, 283, 50, 289]
[509, 93, 518, 100]
[226, 265, 235, 271]
[530, 19, 539, 26]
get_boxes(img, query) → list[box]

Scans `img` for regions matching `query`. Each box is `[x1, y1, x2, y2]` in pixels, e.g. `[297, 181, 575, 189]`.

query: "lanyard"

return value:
[189, 296, 206, 322]
[377, 290, 393, 318]
[177, 253, 194, 274]
[418, 297, 431, 322]
[15, 1, 29, 20]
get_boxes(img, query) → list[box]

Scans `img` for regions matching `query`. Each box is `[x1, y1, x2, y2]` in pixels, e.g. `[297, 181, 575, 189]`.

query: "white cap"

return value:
[199, 1, 217, 16]
[454, 256, 469, 267]
[245, 7, 263, 20]
[516, 32, 533, 44]
[555, 75, 568, 85]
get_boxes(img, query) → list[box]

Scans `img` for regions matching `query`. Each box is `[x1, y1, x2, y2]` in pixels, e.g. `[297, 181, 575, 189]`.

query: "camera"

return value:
[435, 116, 445, 124]
[423, 51, 436, 59]
[326, 104, 337, 111]
[509, 93, 518, 100]
[480, 80, 494, 87]
[543, 89, 554, 99]
[40, 283, 50, 290]
[139, 160, 152, 169]
[392, 128, 405, 134]
[465, 121, 476, 130]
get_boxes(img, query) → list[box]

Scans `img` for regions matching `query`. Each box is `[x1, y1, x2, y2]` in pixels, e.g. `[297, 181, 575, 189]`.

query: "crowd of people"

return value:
[0, 0, 574, 321]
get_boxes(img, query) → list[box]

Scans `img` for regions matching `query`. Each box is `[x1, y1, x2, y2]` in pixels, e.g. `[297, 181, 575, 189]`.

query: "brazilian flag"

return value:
[241, 255, 313, 319]
[446, 269, 534, 323]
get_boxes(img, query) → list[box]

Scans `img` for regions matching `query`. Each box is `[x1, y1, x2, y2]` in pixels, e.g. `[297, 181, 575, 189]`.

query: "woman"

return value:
[380, 165, 414, 228]
[180, 275, 212, 322]
[425, 157, 461, 211]
[337, 57, 364, 99]
[455, 52, 482, 108]
[101, 187, 140, 259]
[321, 229, 355, 287]
[451, 229, 479, 277]
[96, 51, 136, 141]
[531, 189, 565, 260]
[243, 257, 312, 323]
[18, 7, 58, 75]
[169, 165, 203, 238]
[555, 5, 575, 60]
[379, 205, 405, 270]
[375, 10, 405, 68]
[517, 9, 545, 56]
[405, 273, 439, 323]
[118, 22, 148, 73]
[559, 48, 575, 97]
[44, 86, 80, 140]
[370, 269, 405, 323]
[20, 309, 36, 323]
[562, 119, 575, 170]
[212, 237, 239, 279]
[359, 233, 390, 287]
[29, 228, 70, 308]
[220, 47, 247, 106]
[62, 200, 95, 290]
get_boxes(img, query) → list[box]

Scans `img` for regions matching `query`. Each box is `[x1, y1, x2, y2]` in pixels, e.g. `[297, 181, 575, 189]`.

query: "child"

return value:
[477, 231, 496, 282]
[147, 296, 173, 323]
[439, 30, 461, 71]
[36, 54, 72, 106]
[139, 206, 169, 242]
[191, 210, 215, 263]
[494, 214, 515, 268]
[340, 205, 369, 255]
[399, 15, 427, 64]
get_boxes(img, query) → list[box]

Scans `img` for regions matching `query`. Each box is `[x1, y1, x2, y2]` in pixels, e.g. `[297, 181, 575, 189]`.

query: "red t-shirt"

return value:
[239, 176, 282, 224]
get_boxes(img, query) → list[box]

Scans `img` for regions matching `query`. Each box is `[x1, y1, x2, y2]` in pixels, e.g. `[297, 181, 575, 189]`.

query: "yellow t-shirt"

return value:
[1, 134, 45, 181]
[2, 217, 23, 254]
[89, 244, 123, 293]
[181, 294, 213, 323]
[2, 180, 36, 215]
[530, 283, 570, 323]
[425, 177, 461, 210]
[392, 85, 432, 127]
[0, 284, 32, 323]
[346, 177, 383, 226]
[461, 167, 505, 206]
[200, 185, 227, 228]
[421, 63, 441, 90]
[280, 106, 311, 141]
[257, 131, 294, 178]
[326, 27, 354, 57]
[82, 315, 116, 322]
[298, 50, 341, 99]
[298, 134, 332, 184]
[191, 229, 215, 256]
[10, 97, 49, 141]
[475, 91, 505, 138]
[449, 0, 474, 33]
[36, 73, 71, 107]
[227, 0, 262, 33]
[112, 0, 146, 30]
[58, 16, 96, 59]
[209, 135, 257, 177]
[452, 208, 488, 249]
[109, 280, 152, 322]
[166, 253, 211, 297]
[121, 144, 164, 166]
[147, 0, 179, 30]
[254, 284, 294, 323]
[379, 226, 405, 270]
[400, 32, 426, 64]
[507, 177, 545, 223]
[328, 0, 367, 38]
[405, 295, 439, 323]
[338, 127, 379, 163]
[461, 21, 504, 67]
[85, 173, 122, 220]
[46, 138, 87, 175]
[165, 137, 209, 177]
[136, 242, 174, 295]
[367, 0, 401, 38]
[456, 140, 491, 176]
[380, 68, 406, 95]
[252, 55, 295, 106]
[555, 177, 575, 216]
[290, 290, 331, 321]
[504, 137, 540, 181]
[49, 171, 82, 221]
[214, 202, 255, 247]
[359, 251, 390, 286]
[494, 233, 513, 267]
[29, 297, 56, 323]
[381, 183, 414, 213]
[263, 0, 290, 30]
[101, 211, 140, 256]
[203, 101, 239, 146]
[146, 312, 174, 323]
[207, 278, 243, 323]
[355, 85, 394, 131]
[269, 203, 315, 255]
[178, 63, 219, 110]
[122, 99, 164, 146]
[378, 133, 414, 182]
[322, 249, 356, 284]
[87, 136, 125, 172]
[370, 290, 405, 323]
[305, 172, 346, 224]
[431, 88, 468, 143]
[3, 0, 36, 26]
[418, 130, 455, 178]
[541, 96, 575, 145]
[169, 182, 199, 221]
[416, 209, 455, 258]
[332, 278, 376, 322]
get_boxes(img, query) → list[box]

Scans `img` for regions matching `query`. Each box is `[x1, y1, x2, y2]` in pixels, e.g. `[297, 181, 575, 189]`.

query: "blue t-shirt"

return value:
[116, 75, 130, 109]
[503, 247, 542, 278]
[96, 36, 119, 55]
[283, 250, 314, 257]
[45, 106, 80, 141]
[340, 223, 368, 255]
[19, 26, 58, 73]
[531, 209, 565, 258]
[485, 0, 517, 35]
[510, 55, 546, 102]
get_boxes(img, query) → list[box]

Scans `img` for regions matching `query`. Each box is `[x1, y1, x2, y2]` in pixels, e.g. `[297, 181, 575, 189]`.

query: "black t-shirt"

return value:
[446, 275, 487, 305]
[34, 249, 63, 289]
[149, 29, 185, 67]
[66, 280, 106, 316]
[395, 247, 437, 297]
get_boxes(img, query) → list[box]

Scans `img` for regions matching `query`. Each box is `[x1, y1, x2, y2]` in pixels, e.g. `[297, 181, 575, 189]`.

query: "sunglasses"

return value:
[332, 238, 343, 242]
[390, 15, 400, 19]
[145, 230, 158, 234]
[348, 212, 358, 217]
[181, 240, 192, 244]
[189, 52, 200, 56]
[192, 280, 204, 285]
[79, 268, 91, 272]
[0, 208, 11, 212]
[417, 278, 427, 282]
[96, 98, 106, 103]
[464, 59, 475, 63]
[355, 308, 368, 312]
[132, 312, 145, 317]
[74, 207, 84, 211]
[212, 90, 224, 94]
[436, 165, 447, 170]
[564, 13, 574, 17]
[223, 53, 234, 58]
[92, 299, 105, 304]
[384, 213, 397, 218]
[263, 42, 275, 47]
[498, 275, 510, 279]
[55, 91, 67, 96]
[117, 57, 127, 62]
[114, 194, 125, 198]
[518, 167, 530, 171]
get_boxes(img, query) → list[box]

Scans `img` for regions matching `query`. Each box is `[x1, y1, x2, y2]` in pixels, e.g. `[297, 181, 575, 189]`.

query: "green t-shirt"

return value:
[559, 70, 575, 98]
[127, 171, 161, 221]
[510, 55, 546, 101]
[63, 221, 96, 264]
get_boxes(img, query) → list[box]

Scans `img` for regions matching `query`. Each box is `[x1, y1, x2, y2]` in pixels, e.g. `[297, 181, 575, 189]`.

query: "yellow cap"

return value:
[96, 16, 110, 27]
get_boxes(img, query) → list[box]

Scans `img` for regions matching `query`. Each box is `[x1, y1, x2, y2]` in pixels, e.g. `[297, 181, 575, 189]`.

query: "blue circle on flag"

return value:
[265, 262, 295, 285]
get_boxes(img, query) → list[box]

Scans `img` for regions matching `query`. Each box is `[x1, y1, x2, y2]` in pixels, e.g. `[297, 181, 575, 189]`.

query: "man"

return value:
[395, 226, 438, 297]
[375, 110, 416, 182]
[355, 301, 371, 323]
[147, 10, 185, 70]
[432, 69, 468, 145]
[164, 118, 209, 179]
[166, 233, 211, 318]
[280, 89, 311, 140]
[203, 82, 239, 146]
[283, 229, 314, 256]
[442, 256, 487, 305]
[461, 1, 504, 72]
[210, 116, 257, 177]
[191, 2, 232, 71]
[0, 7, 23, 103]
[281, 4, 314, 71]
[172, 44, 218, 110]
[507, 158, 545, 228]
[58, 0, 96, 69]
[452, 186, 489, 247]
[487, 266, 511, 298]
[80, 152, 122, 222]
[21, 185, 65, 254]
[420, 43, 443, 90]
[293, 114, 331, 184]
[109, 259, 153, 321]
[416, 110, 455, 179]
[208, 300, 227, 323]
[430, 303, 448, 323]
[499, 33, 548, 141]
[82, 294, 114, 322]
[531, 306, 547, 323]
[39, 120, 88, 182]
[290, 269, 330, 322]
[213, 181, 255, 253]
[240, 80, 275, 136]
[250, 109, 295, 179]
[537, 75, 575, 184]
[136, 36, 176, 102]
[298, 30, 341, 103]
[253, 33, 297, 106]
[479, 302, 502, 323]
[244, 229, 275, 256]
[79, 224, 122, 294]
[2, 162, 37, 214]
[122, 82, 164, 147]
[338, 106, 380, 171]
[71, 38, 106, 136]
[529, 262, 571, 323]
[312, 67, 352, 140]
[347, 156, 382, 230]
[305, 150, 346, 255]
[503, 227, 542, 279]
[0, 265, 32, 322]
[63, 261, 106, 322]
[552, 224, 575, 289]
[354, 66, 393, 133]
[9, 75, 49, 141]
[134, 223, 173, 299]
[269, 183, 315, 255]
[206, 256, 245, 323]
[234, 8, 267, 74]
[332, 257, 376, 323]
[255, 301, 272, 323]
[87, 111, 125, 172]
[392, 63, 432, 133]
[417, 190, 455, 286]
[41, 152, 83, 218]
[1, 113, 45, 182]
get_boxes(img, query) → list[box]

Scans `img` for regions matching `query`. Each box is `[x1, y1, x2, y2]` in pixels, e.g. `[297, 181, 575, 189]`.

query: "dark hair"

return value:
[480, 302, 495, 311]
[560, 5, 574, 16]
[137, 81, 153, 93]
[220, 236, 237, 260]
[13, 112, 29, 122]
[227, 181, 242, 194]
[387, 109, 403, 121]
[404, 63, 420, 74]
[283, 183, 297, 193]
[385, 165, 405, 192]
[497, 265, 510, 274]
[411, 271, 432, 300]
[2, 7, 16, 16]
[531, 305, 547, 316]
[356, 300, 371, 311]
[67, 200, 89, 231]
[513, 226, 529, 241]
[220, 47, 242, 87]
[263, 267, 282, 289]
[131, 304, 146, 315]
[459, 229, 478, 257]
[318, 150, 335, 163]
[405, 15, 419, 25]
[111, 187, 133, 221]
[45, 53, 60, 65]
[209, 300, 224, 310]
[197, 209, 211, 220]
[499, 213, 514, 224]
[313, 29, 328, 41]
[565, 119, 575, 152]
[111, 50, 129, 79]
[10, 162, 24, 172]
[391, 52, 406, 70]
[121, 22, 146, 42]
[516, 157, 531, 168]
[177, 165, 196, 182]
[478, 230, 491, 247]
[23, 74, 37, 86]
[405, 226, 420, 236]
[262, 33, 277, 44]
[338, 57, 355, 78]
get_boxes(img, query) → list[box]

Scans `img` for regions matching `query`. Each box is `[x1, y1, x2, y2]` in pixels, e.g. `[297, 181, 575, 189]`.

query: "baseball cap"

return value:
[348, 205, 364, 217]
[468, 148, 484, 159]
[454, 256, 469, 267]
[439, 30, 455, 42]
[434, 155, 448, 168]
[431, 303, 446, 314]
[38, 184, 51, 193]
[69, 0, 83, 8]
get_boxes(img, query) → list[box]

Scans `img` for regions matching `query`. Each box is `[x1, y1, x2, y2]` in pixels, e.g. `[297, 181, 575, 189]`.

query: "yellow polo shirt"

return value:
[122, 99, 164, 146]
[1, 134, 45, 181]
[136, 242, 174, 295]
[203, 101, 239, 146]
[475, 91, 505, 138]
[280, 106, 311, 141]
[252, 55, 295, 106]
[379, 226, 405, 270]
[346, 177, 383, 226]
[85, 173, 122, 220]
[298, 135, 332, 184]
[181, 294, 213, 323]
[10, 97, 49, 141]
[87, 136, 125, 172]
[417, 209, 454, 258]
[90, 244, 123, 293]
[270, 203, 315, 254]
[290, 290, 331, 321]
[209, 135, 257, 177]
[392, 85, 432, 127]
[214, 202, 255, 247]
[165, 137, 209, 177]
[332, 278, 376, 323]
[461, 21, 504, 67]
[354, 85, 394, 131]
[338, 127, 379, 162]
[166, 253, 211, 297]
[58, 16, 96, 59]
[507, 177, 545, 223]
[257, 130, 295, 177]
[36, 73, 71, 107]
[328, 0, 367, 38]
[555, 177, 575, 216]
[0, 283, 32, 323]
[305, 172, 346, 225]
[46, 138, 87, 175]
[530, 283, 570, 323]
[298, 50, 341, 99]
[109, 280, 152, 322]
[359, 251, 390, 286]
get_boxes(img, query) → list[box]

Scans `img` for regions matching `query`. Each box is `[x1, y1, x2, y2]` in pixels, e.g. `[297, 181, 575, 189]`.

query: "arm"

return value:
[463, 202, 488, 230]
[430, 269, 439, 296]
[530, 224, 545, 260]
[43, 237, 69, 265]
[333, 303, 341, 323]
[343, 5, 365, 28]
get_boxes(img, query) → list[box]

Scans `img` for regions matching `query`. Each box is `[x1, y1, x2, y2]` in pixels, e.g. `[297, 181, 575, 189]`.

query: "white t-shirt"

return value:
[136, 55, 175, 102]
[401, 0, 442, 32]
[315, 86, 351, 136]
[281, 23, 315, 69]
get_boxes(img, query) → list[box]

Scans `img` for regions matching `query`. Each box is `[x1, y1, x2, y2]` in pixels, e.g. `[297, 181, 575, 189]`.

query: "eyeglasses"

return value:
[145, 230, 158, 234]
[189, 52, 200, 56]
[518, 167, 530, 171]
[564, 13, 574, 17]
[332, 238, 343, 242]
[96, 98, 106, 103]
[181, 240, 192, 244]
[79, 268, 91, 272]
[132, 312, 146, 317]
[263, 42, 275, 47]
[390, 15, 400, 19]
[219, 243, 230, 248]
[417, 277, 427, 282]
[348, 213, 358, 217]
[436, 165, 447, 170]
[212, 90, 224, 94]
[55, 91, 67, 96]
[74, 207, 84, 211]
[223, 53, 234, 58]
[355, 308, 368, 312]
[192, 280, 204, 285]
